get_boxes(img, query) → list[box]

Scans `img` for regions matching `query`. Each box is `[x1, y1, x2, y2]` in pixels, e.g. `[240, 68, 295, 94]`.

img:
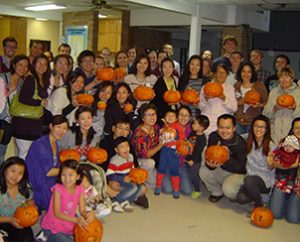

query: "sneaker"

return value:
[191, 191, 201, 199]
[208, 194, 224, 203]
[96, 203, 112, 218]
[154, 187, 161, 195]
[112, 201, 124, 213]
[0, 230, 8, 242]
[35, 230, 47, 242]
[134, 195, 149, 209]
[120, 200, 134, 212]
[283, 185, 292, 194]
[173, 191, 180, 199]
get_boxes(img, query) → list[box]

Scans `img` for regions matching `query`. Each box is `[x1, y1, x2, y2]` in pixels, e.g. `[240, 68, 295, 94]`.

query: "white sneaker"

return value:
[112, 201, 124, 213]
[96, 203, 112, 218]
[35, 230, 47, 242]
[120, 200, 134, 212]
[0, 230, 8, 242]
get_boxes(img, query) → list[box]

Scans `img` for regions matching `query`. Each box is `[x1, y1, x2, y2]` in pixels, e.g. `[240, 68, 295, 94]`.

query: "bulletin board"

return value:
[65, 26, 88, 62]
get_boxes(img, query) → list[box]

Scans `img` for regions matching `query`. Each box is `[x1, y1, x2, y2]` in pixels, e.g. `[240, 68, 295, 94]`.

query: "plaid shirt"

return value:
[256, 67, 270, 84]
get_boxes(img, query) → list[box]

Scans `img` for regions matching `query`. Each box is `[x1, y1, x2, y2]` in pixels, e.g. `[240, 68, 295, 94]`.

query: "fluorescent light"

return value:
[25, 4, 66, 11]
[98, 13, 108, 18]
[35, 18, 48, 21]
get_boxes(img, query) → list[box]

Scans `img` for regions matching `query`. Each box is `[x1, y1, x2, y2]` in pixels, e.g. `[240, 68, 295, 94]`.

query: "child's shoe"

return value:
[134, 195, 149, 209]
[154, 187, 161, 196]
[191, 191, 201, 199]
[112, 201, 124, 213]
[173, 191, 180, 199]
[96, 203, 112, 218]
[120, 200, 134, 212]
[35, 230, 47, 242]
[283, 185, 292, 194]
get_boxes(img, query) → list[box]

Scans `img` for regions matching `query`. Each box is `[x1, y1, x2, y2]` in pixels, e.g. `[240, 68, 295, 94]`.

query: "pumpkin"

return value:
[160, 127, 177, 144]
[59, 149, 81, 163]
[97, 101, 107, 111]
[133, 85, 155, 101]
[250, 206, 274, 228]
[182, 89, 199, 104]
[97, 67, 115, 81]
[129, 168, 148, 185]
[203, 82, 223, 97]
[87, 147, 108, 164]
[74, 219, 103, 242]
[14, 204, 39, 227]
[114, 67, 126, 80]
[244, 90, 260, 105]
[163, 90, 181, 104]
[77, 94, 94, 105]
[205, 145, 229, 165]
[124, 103, 133, 113]
[176, 140, 194, 156]
[276, 94, 295, 107]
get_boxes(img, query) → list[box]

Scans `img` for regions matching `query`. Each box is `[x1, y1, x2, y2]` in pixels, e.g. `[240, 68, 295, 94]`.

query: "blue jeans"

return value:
[113, 182, 139, 203]
[161, 164, 193, 195]
[236, 123, 250, 135]
[269, 187, 300, 224]
[0, 144, 7, 164]
[43, 229, 73, 242]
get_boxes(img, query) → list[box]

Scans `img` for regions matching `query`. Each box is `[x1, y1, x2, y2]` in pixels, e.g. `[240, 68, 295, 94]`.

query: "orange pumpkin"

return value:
[124, 103, 133, 113]
[59, 149, 81, 163]
[14, 204, 39, 227]
[133, 85, 155, 101]
[114, 67, 126, 80]
[74, 219, 103, 242]
[97, 101, 107, 111]
[163, 90, 181, 104]
[250, 206, 274, 228]
[77, 94, 94, 105]
[276, 94, 295, 107]
[205, 145, 229, 165]
[182, 89, 199, 104]
[87, 147, 108, 164]
[176, 140, 194, 156]
[129, 168, 148, 185]
[203, 82, 223, 97]
[160, 127, 177, 143]
[244, 90, 260, 105]
[97, 67, 115, 81]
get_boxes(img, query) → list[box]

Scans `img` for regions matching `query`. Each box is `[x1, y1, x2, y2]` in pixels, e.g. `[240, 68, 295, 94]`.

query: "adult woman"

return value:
[12, 55, 49, 159]
[115, 51, 129, 78]
[0, 55, 29, 162]
[268, 117, 300, 224]
[236, 115, 275, 209]
[161, 106, 193, 195]
[263, 67, 300, 144]
[234, 62, 268, 134]
[126, 47, 137, 74]
[202, 58, 213, 83]
[199, 64, 237, 135]
[25, 115, 68, 210]
[46, 71, 85, 126]
[131, 103, 163, 188]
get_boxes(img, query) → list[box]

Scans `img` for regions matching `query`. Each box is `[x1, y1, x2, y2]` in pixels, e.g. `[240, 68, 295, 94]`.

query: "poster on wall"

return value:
[65, 26, 88, 65]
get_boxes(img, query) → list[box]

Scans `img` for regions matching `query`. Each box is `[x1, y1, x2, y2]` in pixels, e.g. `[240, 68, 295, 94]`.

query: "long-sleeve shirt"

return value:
[186, 132, 206, 164]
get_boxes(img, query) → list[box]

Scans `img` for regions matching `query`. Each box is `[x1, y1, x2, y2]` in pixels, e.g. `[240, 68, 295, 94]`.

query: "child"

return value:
[186, 115, 209, 199]
[81, 169, 111, 219]
[0, 157, 35, 242]
[41, 160, 95, 242]
[155, 109, 185, 198]
[106, 137, 147, 212]
[273, 135, 300, 193]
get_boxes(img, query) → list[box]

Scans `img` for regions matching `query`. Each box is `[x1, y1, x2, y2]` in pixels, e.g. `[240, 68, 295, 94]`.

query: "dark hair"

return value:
[114, 117, 131, 128]
[126, 46, 137, 54]
[114, 51, 127, 68]
[178, 105, 192, 117]
[217, 114, 236, 127]
[179, 55, 202, 91]
[131, 54, 152, 76]
[0, 157, 31, 198]
[3, 36, 17, 47]
[193, 114, 210, 130]
[54, 54, 70, 66]
[92, 81, 114, 113]
[214, 63, 229, 75]
[288, 117, 300, 135]
[9, 54, 30, 75]
[81, 168, 93, 185]
[30, 54, 51, 89]
[246, 115, 271, 156]
[29, 40, 43, 49]
[114, 136, 130, 148]
[138, 103, 158, 120]
[52, 115, 68, 126]
[66, 71, 86, 101]
[275, 54, 290, 66]
[236, 62, 257, 83]
[165, 108, 177, 117]
[161, 57, 175, 71]
[77, 50, 95, 66]
[44, 51, 54, 62]
[110, 82, 136, 107]
[58, 43, 71, 53]
[230, 51, 243, 59]
[57, 160, 82, 185]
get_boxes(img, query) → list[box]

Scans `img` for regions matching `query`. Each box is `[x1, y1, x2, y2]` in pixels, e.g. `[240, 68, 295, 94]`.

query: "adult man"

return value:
[100, 47, 111, 67]
[28, 40, 44, 64]
[227, 51, 244, 86]
[163, 43, 180, 75]
[200, 114, 247, 203]
[75, 50, 96, 88]
[58, 43, 71, 55]
[249, 49, 270, 84]
[0, 37, 17, 73]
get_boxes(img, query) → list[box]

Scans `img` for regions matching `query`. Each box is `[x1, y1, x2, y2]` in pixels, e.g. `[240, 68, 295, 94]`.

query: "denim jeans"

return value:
[113, 182, 139, 203]
[269, 187, 300, 224]
[0, 144, 7, 164]
[43, 229, 73, 242]
[161, 164, 193, 195]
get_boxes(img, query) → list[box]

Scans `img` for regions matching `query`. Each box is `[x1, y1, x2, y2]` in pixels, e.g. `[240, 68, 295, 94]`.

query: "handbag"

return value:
[9, 78, 43, 120]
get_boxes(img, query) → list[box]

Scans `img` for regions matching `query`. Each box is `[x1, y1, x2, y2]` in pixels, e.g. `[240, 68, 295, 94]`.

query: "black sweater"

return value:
[186, 132, 206, 164]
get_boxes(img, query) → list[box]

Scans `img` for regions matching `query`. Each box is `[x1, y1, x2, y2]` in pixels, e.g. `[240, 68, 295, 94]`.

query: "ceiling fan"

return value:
[69, 0, 128, 12]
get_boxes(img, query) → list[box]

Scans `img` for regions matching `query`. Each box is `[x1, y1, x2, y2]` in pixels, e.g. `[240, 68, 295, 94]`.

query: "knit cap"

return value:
[283, 135, 300, 150]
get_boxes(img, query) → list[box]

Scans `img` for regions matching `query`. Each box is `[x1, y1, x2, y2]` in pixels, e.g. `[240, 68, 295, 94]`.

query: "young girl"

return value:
[41, 160, 95, 242]
[0, 157, 35, 241]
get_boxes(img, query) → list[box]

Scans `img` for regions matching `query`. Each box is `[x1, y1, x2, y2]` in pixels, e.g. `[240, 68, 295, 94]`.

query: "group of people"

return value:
[0, 34, 299, 242]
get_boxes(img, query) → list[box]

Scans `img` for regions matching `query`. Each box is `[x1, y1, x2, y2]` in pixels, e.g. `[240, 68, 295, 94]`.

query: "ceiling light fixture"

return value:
[98, 13, 108, 18]
[257, 3, 286, 11]
[25, 4, 66, 11]
[35, 18, 48, 21]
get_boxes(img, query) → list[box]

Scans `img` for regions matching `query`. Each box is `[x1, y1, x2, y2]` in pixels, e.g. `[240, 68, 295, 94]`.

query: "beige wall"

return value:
[26, 19, 59, 56]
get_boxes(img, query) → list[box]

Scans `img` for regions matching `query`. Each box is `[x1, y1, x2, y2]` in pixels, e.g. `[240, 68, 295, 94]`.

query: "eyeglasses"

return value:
[144, 113, 157, 118]
[254, 125, 266, 129]
[115, 126, 130, 132]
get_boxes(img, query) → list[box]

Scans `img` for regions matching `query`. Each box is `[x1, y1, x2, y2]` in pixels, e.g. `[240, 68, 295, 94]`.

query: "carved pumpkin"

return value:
[205, 145, 229, 165]
[160, 127, 177, 144]
[133, 85, 155, 101]
[176, 140, 194, 156]
[203, 82, 223, 97]
[276, 94, 295, 107]
[244, 90, 260, 105]
[97, 101, 107, 111]
[59, 149, 81, 163]
[163, 90, 181, 104]
[97, 67, 115, 81]
[250, 206, 274, 228]
[87, 147, 108, 164]
[182, 89, 200, 104]
[77, 94, 94, 105]
[124, 103, 133, 113]
[14, 204, 39, 227]
[74, 219, 103, 242]
[129, 168, 148, 185]
[114, 67, 126, 80]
